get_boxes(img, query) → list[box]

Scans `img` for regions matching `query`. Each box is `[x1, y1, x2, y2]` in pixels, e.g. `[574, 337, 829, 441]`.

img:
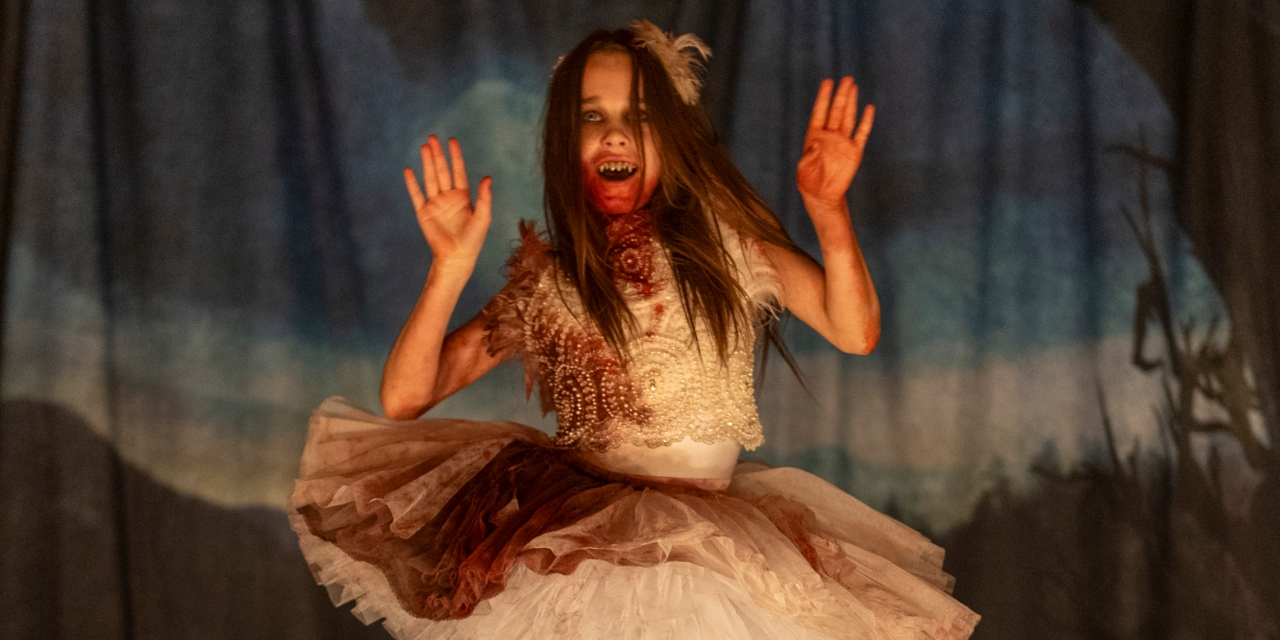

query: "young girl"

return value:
[291, 22, 979, 639]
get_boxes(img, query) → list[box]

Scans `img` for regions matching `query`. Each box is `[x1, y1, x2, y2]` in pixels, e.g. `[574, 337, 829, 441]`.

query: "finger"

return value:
[807, 79, 834, 132]
[841, 83, 859, 136]
[403, 167, 427, 211]
[448, 138, 469, 192]
[475, 176, 493, 221]
[421, 142, 440, 198]
[429, 135, 453, 191]
[853, 104, 875, 147]
[828, 76, 853, 131]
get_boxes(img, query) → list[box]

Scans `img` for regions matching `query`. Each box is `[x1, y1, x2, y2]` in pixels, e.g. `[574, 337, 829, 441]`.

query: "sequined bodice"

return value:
[484, 218, 780, 453]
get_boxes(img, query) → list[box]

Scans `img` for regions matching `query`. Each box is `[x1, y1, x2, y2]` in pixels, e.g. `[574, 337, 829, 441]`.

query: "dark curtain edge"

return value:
[1079, 0, 1280, 442]
[0, 0, 31, 388]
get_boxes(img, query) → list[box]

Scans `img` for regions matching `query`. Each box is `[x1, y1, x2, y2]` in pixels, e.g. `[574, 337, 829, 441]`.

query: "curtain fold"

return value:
[0, 0, 30, 380]
[2, 0, 1275, 637]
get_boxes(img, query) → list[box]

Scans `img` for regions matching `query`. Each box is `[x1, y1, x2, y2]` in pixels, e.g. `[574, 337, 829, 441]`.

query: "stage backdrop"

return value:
[2, 0, 1276, 638]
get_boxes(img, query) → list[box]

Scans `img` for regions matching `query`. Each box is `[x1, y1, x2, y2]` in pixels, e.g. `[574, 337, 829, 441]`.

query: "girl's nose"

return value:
[601, 124, 630, 147]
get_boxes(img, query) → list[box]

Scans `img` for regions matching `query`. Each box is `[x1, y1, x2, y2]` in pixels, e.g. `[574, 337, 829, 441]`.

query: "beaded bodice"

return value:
[483, 216, 780, 453]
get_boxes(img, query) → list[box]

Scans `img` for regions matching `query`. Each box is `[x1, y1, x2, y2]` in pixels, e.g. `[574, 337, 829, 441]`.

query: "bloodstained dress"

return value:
[289, 217, 980, 639]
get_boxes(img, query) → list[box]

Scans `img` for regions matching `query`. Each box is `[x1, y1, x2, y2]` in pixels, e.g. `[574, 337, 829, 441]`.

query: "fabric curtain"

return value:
[2, 0, 1275, 637]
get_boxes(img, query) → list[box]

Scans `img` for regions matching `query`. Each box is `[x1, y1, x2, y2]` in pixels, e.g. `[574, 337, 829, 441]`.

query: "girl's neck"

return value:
[602, 207, 653, 246]
[603, 208, 658, 298]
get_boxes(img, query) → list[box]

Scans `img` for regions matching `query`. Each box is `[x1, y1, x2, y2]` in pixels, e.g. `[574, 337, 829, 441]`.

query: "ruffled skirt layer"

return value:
[289, 398, 979, 639]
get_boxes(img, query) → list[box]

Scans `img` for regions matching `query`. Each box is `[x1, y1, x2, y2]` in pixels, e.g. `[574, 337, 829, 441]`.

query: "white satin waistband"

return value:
[573, 437, 741, 486]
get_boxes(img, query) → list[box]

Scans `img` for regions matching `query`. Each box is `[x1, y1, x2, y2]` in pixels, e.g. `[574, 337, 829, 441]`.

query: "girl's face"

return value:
[579, 51, 662, 216]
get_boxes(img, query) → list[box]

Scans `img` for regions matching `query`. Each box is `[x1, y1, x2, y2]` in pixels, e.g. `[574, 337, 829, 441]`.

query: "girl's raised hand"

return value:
[403, 135, 492, 271]
[797, 77, 875, 210]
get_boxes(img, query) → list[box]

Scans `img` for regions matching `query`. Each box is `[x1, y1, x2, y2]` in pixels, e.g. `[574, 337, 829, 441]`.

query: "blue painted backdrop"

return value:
[5, 0, 1272, 638]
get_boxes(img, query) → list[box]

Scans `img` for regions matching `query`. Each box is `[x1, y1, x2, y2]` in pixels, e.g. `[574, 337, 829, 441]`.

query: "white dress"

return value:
[289, 214, 980, 639]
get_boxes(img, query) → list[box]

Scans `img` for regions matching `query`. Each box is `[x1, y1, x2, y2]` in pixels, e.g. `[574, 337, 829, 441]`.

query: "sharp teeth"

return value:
[598, 161, 636, 174]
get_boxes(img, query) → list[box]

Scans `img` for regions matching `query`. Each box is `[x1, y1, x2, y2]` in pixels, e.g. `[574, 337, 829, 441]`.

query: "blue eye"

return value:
[582, 111, 602, 123]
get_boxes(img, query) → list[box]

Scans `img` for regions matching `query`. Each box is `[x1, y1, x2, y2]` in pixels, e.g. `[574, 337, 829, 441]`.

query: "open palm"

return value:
[403, 135, 492, 268]
[797, 77, 875, 208]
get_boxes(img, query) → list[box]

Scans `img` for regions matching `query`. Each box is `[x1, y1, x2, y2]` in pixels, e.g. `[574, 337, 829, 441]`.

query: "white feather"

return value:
[631, 20, 712, 106]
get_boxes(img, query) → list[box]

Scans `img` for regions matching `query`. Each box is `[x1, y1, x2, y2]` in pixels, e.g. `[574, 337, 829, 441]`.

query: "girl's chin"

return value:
[585, 181, 658, 215]
[594, 201, 644, 215]
[587, 187, 649, 215]
[583, 168, 659, 214]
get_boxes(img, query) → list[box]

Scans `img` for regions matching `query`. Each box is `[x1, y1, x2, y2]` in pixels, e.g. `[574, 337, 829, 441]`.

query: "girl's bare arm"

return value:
[762, 77, 880, 355]
[381, 273, 511, 420]
[380, 135, 503, 420]
[759, 226, 879, 355]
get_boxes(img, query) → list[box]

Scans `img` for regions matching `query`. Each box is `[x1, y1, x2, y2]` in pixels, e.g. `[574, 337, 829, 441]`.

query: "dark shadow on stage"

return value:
[0, 399, 387, 640]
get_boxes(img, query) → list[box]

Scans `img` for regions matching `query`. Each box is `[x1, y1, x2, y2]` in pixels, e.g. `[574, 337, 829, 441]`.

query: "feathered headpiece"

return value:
[630, 20, 711, 106]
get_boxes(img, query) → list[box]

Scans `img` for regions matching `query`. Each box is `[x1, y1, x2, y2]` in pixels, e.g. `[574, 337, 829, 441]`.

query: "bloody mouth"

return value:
[583, 157, 654, 215]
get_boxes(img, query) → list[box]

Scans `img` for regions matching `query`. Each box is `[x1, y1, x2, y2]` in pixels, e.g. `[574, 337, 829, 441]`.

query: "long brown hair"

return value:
[543, 27, 803, 377]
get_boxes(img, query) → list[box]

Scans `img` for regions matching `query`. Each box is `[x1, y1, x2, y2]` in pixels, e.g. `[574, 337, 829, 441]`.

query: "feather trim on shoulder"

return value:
[482, 221, 553, 359]
[717, 222, 783, 317]
[504, 220, 554, 286]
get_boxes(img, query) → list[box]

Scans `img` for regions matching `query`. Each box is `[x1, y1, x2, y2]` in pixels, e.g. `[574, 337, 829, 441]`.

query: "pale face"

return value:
[579, 51, 662, 215]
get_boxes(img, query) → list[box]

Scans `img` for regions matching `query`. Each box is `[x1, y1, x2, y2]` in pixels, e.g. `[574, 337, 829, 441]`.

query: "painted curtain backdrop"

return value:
[2, 0, 1275, 638]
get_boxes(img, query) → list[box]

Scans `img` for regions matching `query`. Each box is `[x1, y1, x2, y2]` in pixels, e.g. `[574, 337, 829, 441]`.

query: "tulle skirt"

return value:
[289, 398, 979, 639]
